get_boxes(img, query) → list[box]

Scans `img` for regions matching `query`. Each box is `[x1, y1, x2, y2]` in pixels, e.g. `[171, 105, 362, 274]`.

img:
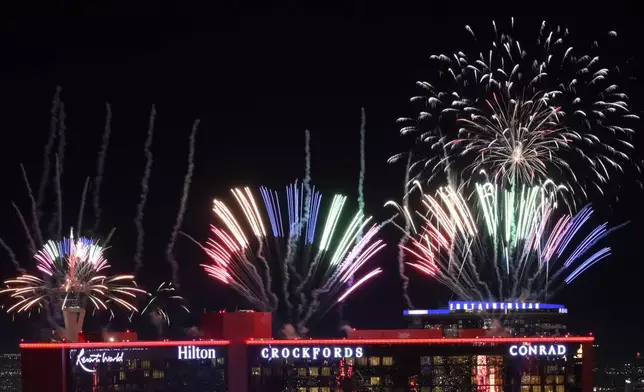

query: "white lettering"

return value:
[177, 346, 215, 361]
[75, 349, 124, 373]
[260, 346, 364, 360]
[509, 344, 567, 357]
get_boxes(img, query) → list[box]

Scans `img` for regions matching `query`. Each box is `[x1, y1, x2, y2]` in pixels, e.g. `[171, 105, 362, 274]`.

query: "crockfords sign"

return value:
[509, 344, 567, 356]
[178, 346, 216, 360]
[76, 349, 124, 373]
[261, 346, 364, 360]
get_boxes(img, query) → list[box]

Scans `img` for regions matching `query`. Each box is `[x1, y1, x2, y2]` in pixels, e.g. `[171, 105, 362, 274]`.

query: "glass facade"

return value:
[248, 344, 583, 392]
[67, 345, 227, 392]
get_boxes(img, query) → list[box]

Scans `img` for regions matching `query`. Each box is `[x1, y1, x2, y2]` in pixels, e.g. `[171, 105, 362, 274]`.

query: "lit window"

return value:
[521, 386, 530, 392]
[114, 386, 120, 391]
[522, 375, 531, 384]
[298, 368, 307, 377]
[555, 376, 564, 384]
[421, 387, 430, 392]
[309, 367, 319, 376]
[142, 360, 151, 369]
[544, 386, 554, 392]
[298, 388, 307, 392]
[531, 376, 541, 384]
[370, 376, 381, 385]
[321, 367, 331, 376]
[311, 388, 319, 392]
[556, 386, 564, 392]
[252, 367, 261, 376]
[119, 371, 126, 381]
[321, 388, 330, 392]
[369, 357, 380, 366]
[357, 357, 368, 366]
[382, 357, 393, 366]
[217, 357, 225, 366]
[533, 387, 542, 392]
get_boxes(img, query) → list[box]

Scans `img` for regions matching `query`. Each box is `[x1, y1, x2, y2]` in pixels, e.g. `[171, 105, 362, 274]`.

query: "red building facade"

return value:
[20, 312, 594, 392]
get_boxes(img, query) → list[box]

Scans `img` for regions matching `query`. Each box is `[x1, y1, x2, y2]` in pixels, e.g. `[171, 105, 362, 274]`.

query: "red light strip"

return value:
[245, 336, 594, 345]
[20, 340, 230, 349]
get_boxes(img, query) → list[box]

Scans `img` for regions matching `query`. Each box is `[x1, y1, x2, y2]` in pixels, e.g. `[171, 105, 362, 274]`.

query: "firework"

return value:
[392, 19, 640, 200]
[140, 282, 189, 326]
[387, 180, 622, 301]
[201, 182, 384, 329]
[1, 230, 146, 314]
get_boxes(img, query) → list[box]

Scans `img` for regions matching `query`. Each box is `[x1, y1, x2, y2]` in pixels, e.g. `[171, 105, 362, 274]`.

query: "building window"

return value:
[346, 357, 354, 365]
[311, 388, 319, 392]
[370, 377, 380, 385]
[309, 367, 319, 376]
[251, 367, 261, 376]
[533, 386, 542, 392]
[369, 357, 380, 366]
[152, 370, 165, 379]
[544, 386, 553, 392]
[217, 357, 225, 366]
[382, 357, 393, 366]
[298, 388, 307, 392]
[420, 387, 430, 392]
[143, 371, 149, 378]
[531, 376, 541, 384]
[298, 368, 307, 377]
[142, 360, 151, 369]
[321, 367, 331, 376]
[321, 388, 330, 392]
[521, 387, 530, 392]
[357, 357, 368, 366]
[555, 375, 564, 384]
[556, 386, 564, 392]
[119, 371, 126, 381]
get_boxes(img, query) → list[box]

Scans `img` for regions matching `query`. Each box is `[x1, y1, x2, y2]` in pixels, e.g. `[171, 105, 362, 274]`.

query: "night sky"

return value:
[0, 4, 642, 363]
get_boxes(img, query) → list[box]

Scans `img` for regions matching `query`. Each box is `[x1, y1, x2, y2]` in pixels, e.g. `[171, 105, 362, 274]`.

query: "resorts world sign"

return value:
[260, 346, 364, 360]
[509, 344, 567, 356]
[74, 346, 217, 373]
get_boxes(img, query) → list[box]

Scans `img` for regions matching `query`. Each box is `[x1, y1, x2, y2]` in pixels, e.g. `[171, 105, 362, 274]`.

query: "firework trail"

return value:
[134, 106, 156, 274]
[19, 164, 43, 247]
[92, 103, 112, 234]
[394, 154, 414, 308]
[54, 156, 63, 238]
[201, 183, 384, 332]
[11, 202, 36, 255]
[389, 179, 622, 301]
[166, 119, 199, 287]
[36, 87, 61, 216]
[357, 107, 366, 240]
[392, 19, 640, 201]
[0, 238, 26, 275]
[76, 178, 89, 236]
[0, 230, 146, 314]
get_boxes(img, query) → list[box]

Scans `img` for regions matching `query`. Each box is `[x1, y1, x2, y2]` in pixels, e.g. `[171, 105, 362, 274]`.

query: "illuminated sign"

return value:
[509, 344, 566, 356]
[178, 346, 216, 360]
[75, 349, 124, 373]
[260, 346, 364, 360]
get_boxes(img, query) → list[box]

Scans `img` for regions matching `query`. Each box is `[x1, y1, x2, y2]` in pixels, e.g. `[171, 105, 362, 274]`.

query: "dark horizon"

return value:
[1, 5, 643, 364]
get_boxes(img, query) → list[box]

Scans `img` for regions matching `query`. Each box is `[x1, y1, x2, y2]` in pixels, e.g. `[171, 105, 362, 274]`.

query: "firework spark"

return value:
[388, 180, 622, 301]
[1, 230, 146, 314]
[140, 282, 189, 326]
[201, 183, 384, 330]
[392, 19, 640, 201]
